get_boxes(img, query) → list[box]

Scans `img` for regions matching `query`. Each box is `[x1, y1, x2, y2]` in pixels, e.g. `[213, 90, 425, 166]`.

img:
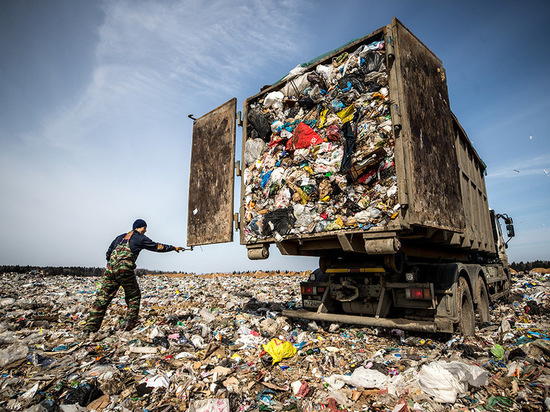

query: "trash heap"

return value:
[243, 38, 400, 243]
[1, 270, 549, 411]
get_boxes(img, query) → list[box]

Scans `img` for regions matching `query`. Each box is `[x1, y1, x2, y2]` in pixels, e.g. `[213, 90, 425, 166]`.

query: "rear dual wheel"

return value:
[458, 277, 475, 336]
[477, 277, 490, 324]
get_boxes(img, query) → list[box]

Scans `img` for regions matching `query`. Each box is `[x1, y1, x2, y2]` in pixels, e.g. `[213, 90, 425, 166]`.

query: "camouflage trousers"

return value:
[84, 264, 141, 332]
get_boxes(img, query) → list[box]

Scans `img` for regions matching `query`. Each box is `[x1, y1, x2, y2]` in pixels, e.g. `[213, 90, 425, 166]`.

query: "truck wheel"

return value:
[458, 277, 475, 336]
[477, 277, 490, 324]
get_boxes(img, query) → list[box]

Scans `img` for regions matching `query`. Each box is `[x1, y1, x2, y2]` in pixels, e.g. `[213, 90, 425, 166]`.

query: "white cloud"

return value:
[24, 0, 307, 150]
[96, 0, 305, 92]
[0, 0, 315, 270]
[486, 154, 550, 179]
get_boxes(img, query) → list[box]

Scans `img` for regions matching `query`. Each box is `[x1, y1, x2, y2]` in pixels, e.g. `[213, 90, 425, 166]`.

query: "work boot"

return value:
[120, 320, 138, 332]
[79, 329, 97, 341]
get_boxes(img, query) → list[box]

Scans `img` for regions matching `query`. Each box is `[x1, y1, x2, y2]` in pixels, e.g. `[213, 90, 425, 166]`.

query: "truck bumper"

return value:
[282, 309, 451, 333]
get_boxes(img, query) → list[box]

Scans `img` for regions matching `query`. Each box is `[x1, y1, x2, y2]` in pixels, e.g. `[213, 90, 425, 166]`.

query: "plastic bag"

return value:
[346, 366, 389, 388]
[190, 335, 205, 349]
[316, 63, 340, 85]
[274, 187, 291, 209]
[64, 383, 103, 407]
[262, 208, 295, 238]
[325, 366, 388, 390]
[283, 65, 307, 81]
[189, 399, 230, 412]
[286, 122, 323, 151]
[328, 390, 351, 407]
[248, 108, 271, 141]
[491, 344, 505, 360]
[281, 72, 310, 97]
[386, 369, 421, 397]
[262, 338, 297, 364]
[264, 91, 284, 109]
[418, 361, 489, 403]
[294, 204, 315, 230]
[337, 104, 355, 124]
[143, 374, 170, 389]
[0, 342, 28, 367]
[199, 308, 216, 323]
[244, 139, 266, 166]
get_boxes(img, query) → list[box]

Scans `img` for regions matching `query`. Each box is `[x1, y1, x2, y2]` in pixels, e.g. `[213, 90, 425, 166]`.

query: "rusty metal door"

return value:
[187, 98, 236, 246]
[391, 19, 465, 232]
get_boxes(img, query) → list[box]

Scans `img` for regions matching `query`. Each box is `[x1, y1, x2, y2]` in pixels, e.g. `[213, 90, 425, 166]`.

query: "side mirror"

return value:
[504, 217, 515, 238]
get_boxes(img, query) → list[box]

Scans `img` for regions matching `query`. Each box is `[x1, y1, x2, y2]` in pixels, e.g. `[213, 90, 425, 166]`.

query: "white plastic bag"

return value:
[316, 64, 339, 85]
[387, 369, 421, 398]
[264, 91, 284, 109]
[189, 399, 230, 412]
[281, 72, 310, 97]
[328, 389, 351, 406]
[283, 65, 306, 81]
[418, 361, 488, 403]
[144, 375, 170, 389]
[199, 309, 216, 323]
[346, 366, 389, 388]
[244, 139, 266, 167]
[324, 374, 347, 390]
[325, 366, 388, 390]
[190, 335, 205, 349]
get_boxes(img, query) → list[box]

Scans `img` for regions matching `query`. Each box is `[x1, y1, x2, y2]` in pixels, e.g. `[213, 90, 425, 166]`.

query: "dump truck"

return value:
[187, 18, 515, 335]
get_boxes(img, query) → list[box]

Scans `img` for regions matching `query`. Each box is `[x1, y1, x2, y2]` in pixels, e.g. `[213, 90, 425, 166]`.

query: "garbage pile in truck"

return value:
[243, 38, 400, 243]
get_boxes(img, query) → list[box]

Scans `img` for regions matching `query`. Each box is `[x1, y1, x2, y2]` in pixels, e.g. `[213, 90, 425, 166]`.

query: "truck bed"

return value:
[188, 18, 496, 261]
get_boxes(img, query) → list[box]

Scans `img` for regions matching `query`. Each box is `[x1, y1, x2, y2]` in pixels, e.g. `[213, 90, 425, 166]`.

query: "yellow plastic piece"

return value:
[319, 108, 328, 128]
[337, 104, 355, 124]
[262, 338, 297, 364]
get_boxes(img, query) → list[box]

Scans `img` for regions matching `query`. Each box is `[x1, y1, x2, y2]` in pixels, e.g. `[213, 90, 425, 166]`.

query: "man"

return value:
[84, 219, 182, 333]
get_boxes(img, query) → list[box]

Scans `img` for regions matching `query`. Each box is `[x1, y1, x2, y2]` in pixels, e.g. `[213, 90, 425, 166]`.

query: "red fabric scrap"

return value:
[269, 136, 286, 147]
[358, 169, 376, 184]
[297, 381, 309, 398]
[326, 124, 340, 142]
[286, 122, 323, 151]
[327, 398, 338, 412]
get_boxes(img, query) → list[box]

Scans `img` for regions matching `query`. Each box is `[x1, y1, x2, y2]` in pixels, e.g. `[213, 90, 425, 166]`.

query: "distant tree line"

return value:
[3, 263, 549, 276]
[0, 265, 187, 277]
[510, 260, 550, 272]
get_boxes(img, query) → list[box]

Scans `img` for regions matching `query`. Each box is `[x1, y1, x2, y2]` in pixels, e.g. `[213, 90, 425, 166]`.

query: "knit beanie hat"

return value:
[133, 219, 147, 230]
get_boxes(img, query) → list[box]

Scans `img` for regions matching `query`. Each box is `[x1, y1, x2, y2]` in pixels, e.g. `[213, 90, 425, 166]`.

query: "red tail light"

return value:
[406, 288, 432, 300]
[411, 288, 424, 299]
[301, 286, 315, 295]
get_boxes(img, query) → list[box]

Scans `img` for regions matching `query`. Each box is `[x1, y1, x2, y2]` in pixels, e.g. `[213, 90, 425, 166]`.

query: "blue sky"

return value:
[0, 0, 548, 272]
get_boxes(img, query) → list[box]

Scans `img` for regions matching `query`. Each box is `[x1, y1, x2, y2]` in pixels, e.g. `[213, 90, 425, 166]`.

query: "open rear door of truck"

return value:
[390, 18, 465, 233]
[187, 98, 237, 246]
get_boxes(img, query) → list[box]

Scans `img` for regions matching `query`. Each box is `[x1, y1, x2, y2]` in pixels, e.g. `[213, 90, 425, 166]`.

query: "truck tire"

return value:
[477, 276, 490, 324]
[458, 277, 475, 336]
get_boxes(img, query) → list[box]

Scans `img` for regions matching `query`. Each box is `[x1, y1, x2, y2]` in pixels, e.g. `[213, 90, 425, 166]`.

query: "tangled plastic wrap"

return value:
[244, 39, 399, 243]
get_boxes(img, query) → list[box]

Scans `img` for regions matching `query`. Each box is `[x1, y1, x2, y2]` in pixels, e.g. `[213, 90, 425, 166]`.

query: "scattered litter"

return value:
[0, 269, 548, 410]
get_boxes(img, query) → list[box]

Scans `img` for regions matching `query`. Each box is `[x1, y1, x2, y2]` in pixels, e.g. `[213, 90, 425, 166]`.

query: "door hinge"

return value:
[236, 111, 242, 127]
[234, 213, 240, 231]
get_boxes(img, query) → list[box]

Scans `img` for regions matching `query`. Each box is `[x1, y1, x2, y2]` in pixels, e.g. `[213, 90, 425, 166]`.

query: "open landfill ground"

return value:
[0, 270, 549, 412]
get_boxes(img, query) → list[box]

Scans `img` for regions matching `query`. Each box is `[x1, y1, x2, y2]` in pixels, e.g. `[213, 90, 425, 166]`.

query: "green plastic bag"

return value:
[490, 344, 505, 360]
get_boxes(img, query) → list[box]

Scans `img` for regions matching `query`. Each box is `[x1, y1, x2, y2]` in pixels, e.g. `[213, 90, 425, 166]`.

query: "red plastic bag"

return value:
[286, 122, 323, 151]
